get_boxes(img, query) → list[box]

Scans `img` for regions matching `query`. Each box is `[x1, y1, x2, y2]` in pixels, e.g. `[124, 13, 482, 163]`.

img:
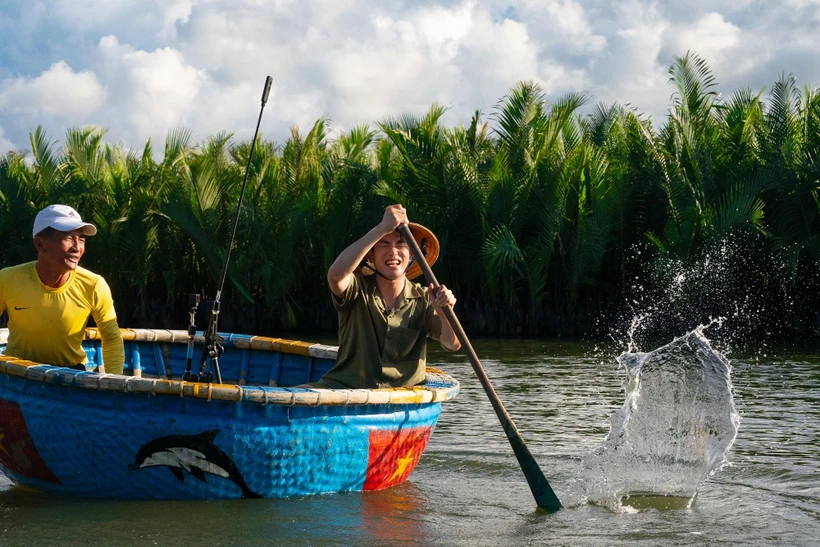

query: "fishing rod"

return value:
[183, 75, 273, 383]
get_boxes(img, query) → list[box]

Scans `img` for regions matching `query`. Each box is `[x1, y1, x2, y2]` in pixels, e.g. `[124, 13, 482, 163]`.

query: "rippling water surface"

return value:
[1, 339, 818, 546]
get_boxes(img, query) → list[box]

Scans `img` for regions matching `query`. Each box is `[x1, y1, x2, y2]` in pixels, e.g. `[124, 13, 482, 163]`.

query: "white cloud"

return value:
[584, 2, 669, 122]
[783, 0, 820, 7]
[410, 1, 474, 64]
[537, 59, 590, 96]
[518, 0, 607, 54]
[0, 61, 107, 117]
[95, 35, 208, 146]
[0, 125, 13, 152]
[317, 2, 551, 127]
[46, 0, 143, 34]
[667, 12, 741, 60]
[159, 0, 194, 41]
[3, 0, 820, 154]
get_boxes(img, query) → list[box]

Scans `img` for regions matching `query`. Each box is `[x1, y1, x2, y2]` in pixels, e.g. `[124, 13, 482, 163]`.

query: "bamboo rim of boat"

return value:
[0, 328, 459, 406]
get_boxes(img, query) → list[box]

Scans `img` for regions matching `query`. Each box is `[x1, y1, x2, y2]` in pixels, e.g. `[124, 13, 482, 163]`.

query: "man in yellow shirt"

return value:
[0, 204, 124, 374]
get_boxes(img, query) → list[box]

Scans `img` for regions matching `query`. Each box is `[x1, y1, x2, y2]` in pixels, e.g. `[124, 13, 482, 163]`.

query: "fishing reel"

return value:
[181, 293, 223, 384]
[196, 298, 224, 384]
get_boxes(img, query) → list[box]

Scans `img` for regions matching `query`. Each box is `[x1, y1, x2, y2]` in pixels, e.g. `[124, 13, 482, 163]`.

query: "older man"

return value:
[314, 204, 460, 389]
[0, 204, 124, 374]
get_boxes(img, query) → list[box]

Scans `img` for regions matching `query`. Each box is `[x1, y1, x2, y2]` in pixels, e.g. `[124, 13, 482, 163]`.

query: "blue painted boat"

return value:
[0, 327, 459, 500]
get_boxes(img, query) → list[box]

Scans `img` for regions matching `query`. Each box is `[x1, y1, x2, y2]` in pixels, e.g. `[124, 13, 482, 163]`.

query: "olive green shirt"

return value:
[318, 273, 444, 389]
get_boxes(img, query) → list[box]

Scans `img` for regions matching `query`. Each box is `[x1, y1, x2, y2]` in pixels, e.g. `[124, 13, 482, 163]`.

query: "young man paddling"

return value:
[0, 204, 124, 374]
[313, 204, 460, 389]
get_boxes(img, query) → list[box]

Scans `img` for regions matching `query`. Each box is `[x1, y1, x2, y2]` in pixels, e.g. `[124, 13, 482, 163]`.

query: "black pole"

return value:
[215, 75, 273, 301]
[194, 76, 273, 384]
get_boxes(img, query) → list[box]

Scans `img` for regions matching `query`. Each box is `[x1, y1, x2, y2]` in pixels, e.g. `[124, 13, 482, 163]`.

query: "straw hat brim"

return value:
[358, 222, 439, 280]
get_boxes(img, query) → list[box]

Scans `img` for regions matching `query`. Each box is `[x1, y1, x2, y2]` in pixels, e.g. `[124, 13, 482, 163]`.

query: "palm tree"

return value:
[2, 61, 819, 338]
[486, 81, 595, 333]
[763, 76, 820, 281]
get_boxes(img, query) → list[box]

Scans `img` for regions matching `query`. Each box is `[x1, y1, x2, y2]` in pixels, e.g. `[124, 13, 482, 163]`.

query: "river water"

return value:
[1, 337, 818, 546]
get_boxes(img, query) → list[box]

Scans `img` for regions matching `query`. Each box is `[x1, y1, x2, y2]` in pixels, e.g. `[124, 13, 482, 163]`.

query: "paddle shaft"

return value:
[398, 223, 562, 512]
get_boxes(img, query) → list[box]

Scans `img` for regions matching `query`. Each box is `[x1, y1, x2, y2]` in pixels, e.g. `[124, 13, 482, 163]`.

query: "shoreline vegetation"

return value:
[1, 53, 819, 344]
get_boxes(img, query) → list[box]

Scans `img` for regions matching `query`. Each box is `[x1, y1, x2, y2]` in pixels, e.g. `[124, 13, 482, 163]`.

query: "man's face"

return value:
[369, 230, 411, 280]
[35, 228, 86, 272]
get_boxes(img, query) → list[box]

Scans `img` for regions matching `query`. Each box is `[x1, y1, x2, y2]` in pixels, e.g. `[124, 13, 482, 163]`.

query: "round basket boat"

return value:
[0, 327, 459, 500]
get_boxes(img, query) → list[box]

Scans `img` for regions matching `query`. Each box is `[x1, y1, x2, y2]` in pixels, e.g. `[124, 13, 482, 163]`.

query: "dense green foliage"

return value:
[1, 54, 818, 339]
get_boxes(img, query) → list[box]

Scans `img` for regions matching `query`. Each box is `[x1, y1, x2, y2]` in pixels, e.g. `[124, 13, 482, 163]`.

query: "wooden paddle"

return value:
[398, 223, 562, 513]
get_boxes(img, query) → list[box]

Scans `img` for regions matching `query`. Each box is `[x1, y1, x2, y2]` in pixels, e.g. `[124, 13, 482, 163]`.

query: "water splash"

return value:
[593, 232, 801, 356]
[580, 324, 740, 511]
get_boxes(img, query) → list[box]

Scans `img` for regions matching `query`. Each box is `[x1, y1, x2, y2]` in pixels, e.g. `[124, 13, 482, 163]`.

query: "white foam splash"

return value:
[579, 324, 740, 511]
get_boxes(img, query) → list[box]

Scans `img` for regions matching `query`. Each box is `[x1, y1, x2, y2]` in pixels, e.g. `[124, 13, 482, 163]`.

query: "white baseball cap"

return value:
[32, 204, 97, 238]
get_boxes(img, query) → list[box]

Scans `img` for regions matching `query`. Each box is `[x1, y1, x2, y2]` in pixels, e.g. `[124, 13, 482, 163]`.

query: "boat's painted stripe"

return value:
[0, 358, 458, 407]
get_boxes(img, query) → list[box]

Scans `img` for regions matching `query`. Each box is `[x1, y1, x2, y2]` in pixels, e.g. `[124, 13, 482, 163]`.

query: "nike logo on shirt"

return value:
[14, 306, 30, 310]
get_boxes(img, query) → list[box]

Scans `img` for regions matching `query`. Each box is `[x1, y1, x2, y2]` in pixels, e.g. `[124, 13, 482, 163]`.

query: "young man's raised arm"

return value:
[327, 204, 408, 296]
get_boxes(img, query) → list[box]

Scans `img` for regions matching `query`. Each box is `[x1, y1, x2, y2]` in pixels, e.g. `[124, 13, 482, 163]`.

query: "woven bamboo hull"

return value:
[0, 328, 459, 500]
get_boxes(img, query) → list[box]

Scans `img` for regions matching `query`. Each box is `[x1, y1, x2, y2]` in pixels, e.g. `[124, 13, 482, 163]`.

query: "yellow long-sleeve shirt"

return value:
[0, 261, 124, 374]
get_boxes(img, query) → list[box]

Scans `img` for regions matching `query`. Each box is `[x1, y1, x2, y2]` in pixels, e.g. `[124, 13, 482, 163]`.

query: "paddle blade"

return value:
[508, 426, 563, 512]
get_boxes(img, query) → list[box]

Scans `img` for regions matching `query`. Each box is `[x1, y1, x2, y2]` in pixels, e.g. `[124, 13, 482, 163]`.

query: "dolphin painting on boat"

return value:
[129, 430, 262, 499]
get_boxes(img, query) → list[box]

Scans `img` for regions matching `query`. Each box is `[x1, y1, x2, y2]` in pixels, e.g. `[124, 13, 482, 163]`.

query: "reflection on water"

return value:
[1, 339, 819, 546]
[357, 483, 430, 545]
[619, 493, 694, 512]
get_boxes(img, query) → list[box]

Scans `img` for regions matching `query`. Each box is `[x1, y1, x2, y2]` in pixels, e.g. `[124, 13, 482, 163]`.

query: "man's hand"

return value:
[429, 284, 456, 310]
[328, 203, 410, 297]
[429, 284, 461, 351]
[378, 204, 408, 234]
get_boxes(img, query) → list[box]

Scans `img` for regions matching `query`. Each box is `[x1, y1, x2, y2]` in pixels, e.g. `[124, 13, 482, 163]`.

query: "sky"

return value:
[1, 0, 819, 155]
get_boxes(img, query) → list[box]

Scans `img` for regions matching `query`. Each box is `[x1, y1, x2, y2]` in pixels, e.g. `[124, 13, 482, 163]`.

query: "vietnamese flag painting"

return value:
[0, 399, 60, 484]
[363, 425, 433, 490]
